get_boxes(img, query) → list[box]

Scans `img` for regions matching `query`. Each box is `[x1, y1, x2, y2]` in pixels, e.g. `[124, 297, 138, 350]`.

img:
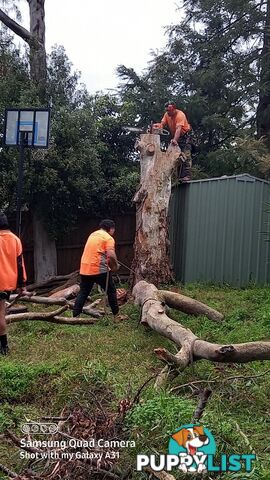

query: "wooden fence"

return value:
[12, 212, 136, 283]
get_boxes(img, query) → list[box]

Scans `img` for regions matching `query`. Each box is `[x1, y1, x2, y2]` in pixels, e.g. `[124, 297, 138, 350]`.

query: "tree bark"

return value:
[27, 0, 47, 102]
[33, 211, 57, 282]
[257, 0, 270, 139]
[26, 271, 78, 291]
[131, 134, 180, 286]
[9, 295, 103, 318]
[49, 284, 80, 299]
[159, 290, 224, 322]
[133, 281, 270, 369]
[6, 307, 98, 325]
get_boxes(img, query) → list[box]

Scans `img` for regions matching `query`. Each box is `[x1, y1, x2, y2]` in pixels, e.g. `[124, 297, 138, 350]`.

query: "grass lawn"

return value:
[0, 283, 270, 479]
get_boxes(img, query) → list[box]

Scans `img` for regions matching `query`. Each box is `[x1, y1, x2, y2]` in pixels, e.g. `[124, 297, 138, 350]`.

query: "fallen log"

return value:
[47, 271, 80, 296]
[6, 309, 98, 325]
[49, 284, 80, 299]
[26, 272, 78, 291]
[133, 281, 270, 370]
[6, 306, 68, 322]
[159, 290, 224, 322]
[6, 305, 28, 314]
[81, 305, 104, 318]
[9, 294, 68, 306]
[9, 295, 103, 317]
[52, 316, 98, 325]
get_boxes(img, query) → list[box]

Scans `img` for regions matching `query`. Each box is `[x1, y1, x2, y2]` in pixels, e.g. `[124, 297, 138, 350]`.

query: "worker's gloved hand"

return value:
[112, 262, 120, 273]
[109, 259, 120, 272]
[170, 139, 178, 146]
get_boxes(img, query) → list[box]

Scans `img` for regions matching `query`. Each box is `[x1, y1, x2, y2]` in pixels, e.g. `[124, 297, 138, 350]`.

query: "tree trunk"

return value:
[131, 134, 180, 286]
[257, 0, 270, 139]
[33, 210, 57, 282]
[0, 2, 57, 281]
[27, 0, 57, 279]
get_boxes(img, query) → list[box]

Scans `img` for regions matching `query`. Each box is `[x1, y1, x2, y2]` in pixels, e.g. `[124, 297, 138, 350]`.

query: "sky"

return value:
[18, 0, 182, 94]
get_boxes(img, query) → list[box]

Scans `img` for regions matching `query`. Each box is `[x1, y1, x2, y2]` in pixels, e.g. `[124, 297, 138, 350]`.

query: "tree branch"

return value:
[133, 281, 270, 369]
[6, 306, 68, 323]
[170, 368, 270, 393]
[0, 8, 33, 44]
[159, 290, 224, 322]
[0, 463, 17, 479]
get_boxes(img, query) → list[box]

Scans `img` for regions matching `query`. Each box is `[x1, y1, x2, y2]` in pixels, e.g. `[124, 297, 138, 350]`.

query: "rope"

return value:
[117, 260, 136, 274]
[103, 268, 110, 315]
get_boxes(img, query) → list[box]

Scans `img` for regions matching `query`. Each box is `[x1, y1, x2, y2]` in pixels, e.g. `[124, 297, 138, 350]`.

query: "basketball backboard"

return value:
[3, 108, 50, 148]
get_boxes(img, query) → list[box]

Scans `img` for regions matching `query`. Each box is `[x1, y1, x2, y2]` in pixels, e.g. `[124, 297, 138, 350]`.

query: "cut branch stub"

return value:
[146, 143, 155, 156]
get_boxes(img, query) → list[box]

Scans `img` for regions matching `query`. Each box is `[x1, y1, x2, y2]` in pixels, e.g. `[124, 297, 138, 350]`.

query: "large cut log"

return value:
[133, 281, 270, 369]
[131, 134, 180, 286]
[159, 290, 224, 322]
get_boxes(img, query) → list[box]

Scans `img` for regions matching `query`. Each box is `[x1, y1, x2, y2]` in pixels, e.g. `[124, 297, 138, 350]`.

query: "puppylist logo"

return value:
[137, 423, 256, 474]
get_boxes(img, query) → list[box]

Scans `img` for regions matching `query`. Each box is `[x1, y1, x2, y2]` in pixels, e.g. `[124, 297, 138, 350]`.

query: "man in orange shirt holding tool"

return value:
[154, 101, 193, 182]
[73, 219, 122, 321]
[0, 212, 27, 355]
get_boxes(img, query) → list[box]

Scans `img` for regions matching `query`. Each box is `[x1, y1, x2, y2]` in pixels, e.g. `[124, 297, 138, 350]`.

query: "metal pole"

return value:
[16, 132, 25, 237]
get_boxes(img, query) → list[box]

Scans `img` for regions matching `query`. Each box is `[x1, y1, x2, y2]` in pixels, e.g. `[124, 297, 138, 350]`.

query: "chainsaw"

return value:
[122, 121, 169, 136]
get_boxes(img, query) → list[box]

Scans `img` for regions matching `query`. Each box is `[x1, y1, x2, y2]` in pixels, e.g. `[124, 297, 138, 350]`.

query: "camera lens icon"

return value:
[21, 423, 58, 435]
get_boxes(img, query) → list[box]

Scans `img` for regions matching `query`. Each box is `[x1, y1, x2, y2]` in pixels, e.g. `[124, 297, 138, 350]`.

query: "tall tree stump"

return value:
[131, 134, 180, 286]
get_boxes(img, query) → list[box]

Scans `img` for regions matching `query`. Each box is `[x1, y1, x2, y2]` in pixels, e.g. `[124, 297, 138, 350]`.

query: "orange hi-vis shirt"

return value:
[80, 229, 115, 275]
[0, 230, 27, 291]
[161, 109, 191, 137]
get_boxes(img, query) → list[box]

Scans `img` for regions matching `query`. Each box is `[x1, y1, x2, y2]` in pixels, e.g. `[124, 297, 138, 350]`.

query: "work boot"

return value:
[0, 345, 9, 355]
[113, 314, 129, 323]
[0, 334, 9, 355]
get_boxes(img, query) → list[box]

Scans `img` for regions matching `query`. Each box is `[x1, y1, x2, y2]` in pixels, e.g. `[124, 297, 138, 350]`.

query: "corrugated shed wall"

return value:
[169, 175, 270, 286]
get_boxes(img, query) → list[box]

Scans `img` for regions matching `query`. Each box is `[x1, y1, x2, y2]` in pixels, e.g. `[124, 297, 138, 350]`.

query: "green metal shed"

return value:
[169, 174, 270, 286]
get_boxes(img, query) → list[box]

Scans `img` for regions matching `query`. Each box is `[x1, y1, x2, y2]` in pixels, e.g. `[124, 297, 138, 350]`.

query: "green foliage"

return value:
[116, 0, 270, 179]
[0, 361, 63, 403]
[0, 38, 138, 236]
[82, 359, 109, 385]
[126, 393, 194, 438]
[0, 286, 270, 476]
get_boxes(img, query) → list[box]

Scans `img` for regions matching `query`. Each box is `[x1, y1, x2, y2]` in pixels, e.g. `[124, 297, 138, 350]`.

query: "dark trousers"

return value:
[178, 132, 193, 179]
[73, 272, 119, 317]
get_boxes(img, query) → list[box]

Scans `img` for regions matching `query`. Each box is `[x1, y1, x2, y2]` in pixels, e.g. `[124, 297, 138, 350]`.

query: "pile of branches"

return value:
[6, 271, 106, 324]
[6, 271, 128, 323]
[1, 389, 133, 480]
[26, 271, 80, 297]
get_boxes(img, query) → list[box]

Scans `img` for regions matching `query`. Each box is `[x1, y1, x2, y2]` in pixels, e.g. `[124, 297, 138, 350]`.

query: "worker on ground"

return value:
[0, 212, 27, 355]
[154, 101, 193, 182]
[73, 219, 125, 322]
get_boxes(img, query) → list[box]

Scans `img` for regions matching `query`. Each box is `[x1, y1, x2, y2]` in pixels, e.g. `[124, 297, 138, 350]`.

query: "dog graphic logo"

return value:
[168, 423, 216, 473]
